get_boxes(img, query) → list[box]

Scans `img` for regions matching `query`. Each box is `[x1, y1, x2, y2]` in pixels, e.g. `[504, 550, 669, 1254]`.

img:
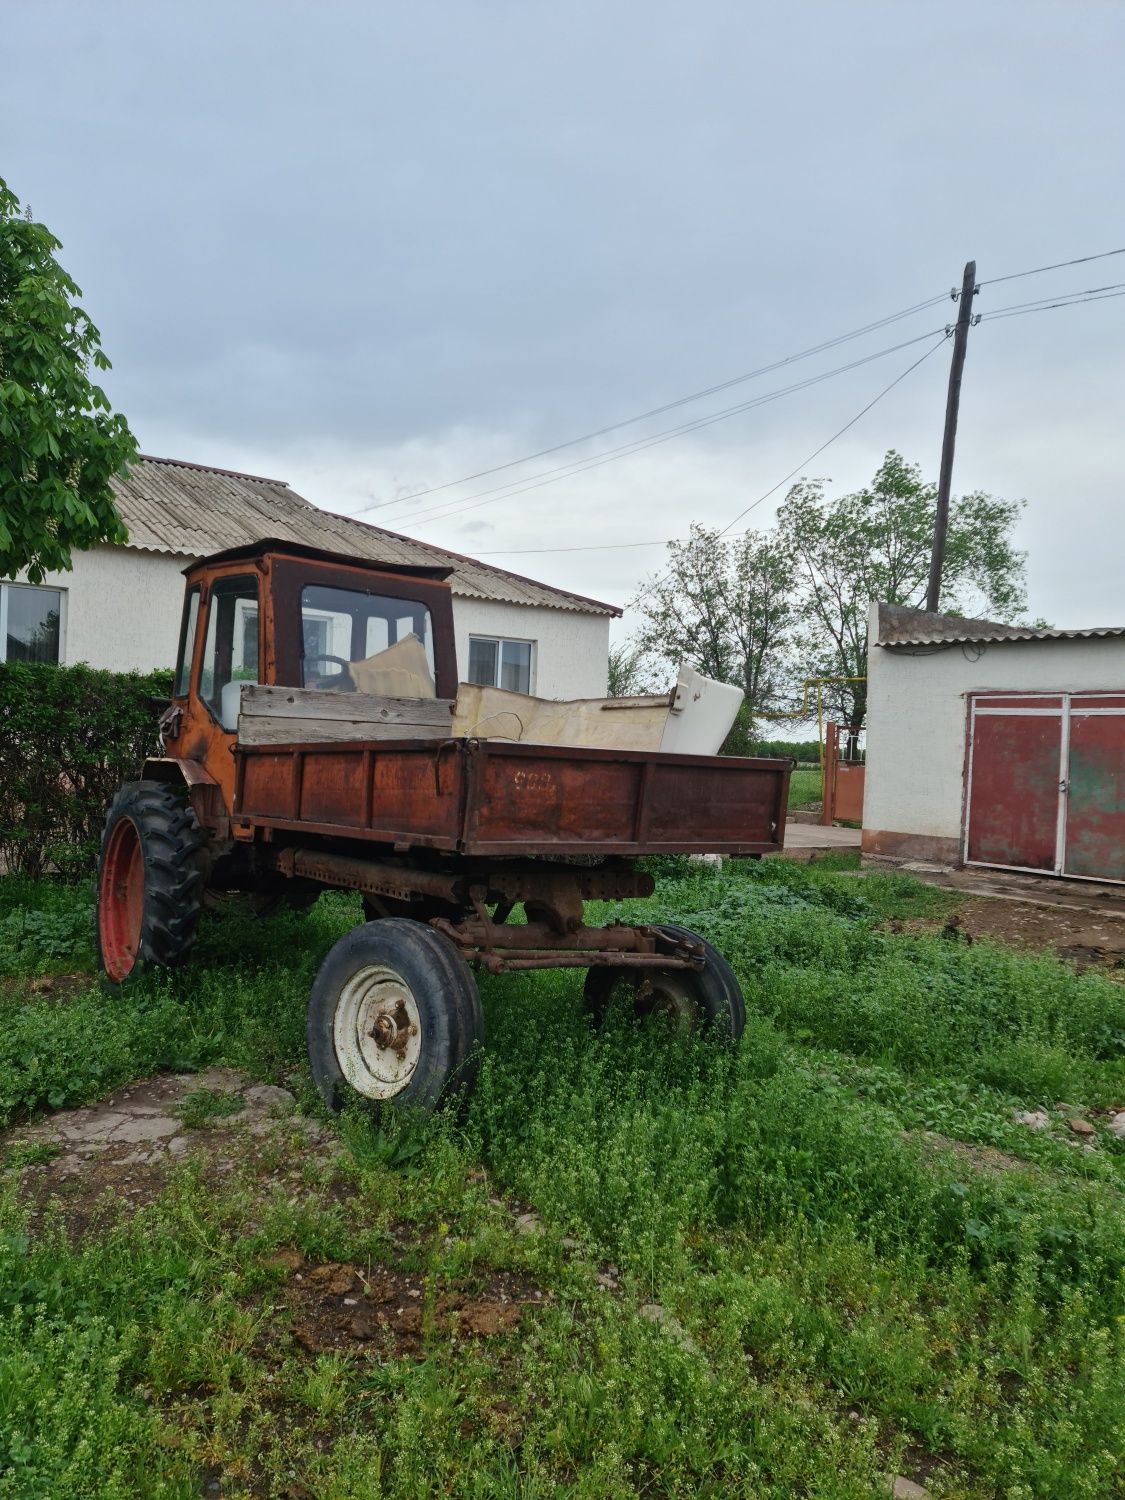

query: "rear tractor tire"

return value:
[95, 781, 208, 985]
[307, 918, 484, 1115]
[583, 923, 746, 1043]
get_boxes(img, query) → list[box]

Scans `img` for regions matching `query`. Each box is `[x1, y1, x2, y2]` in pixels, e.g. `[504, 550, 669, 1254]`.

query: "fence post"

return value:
[821, 722, 838, 826]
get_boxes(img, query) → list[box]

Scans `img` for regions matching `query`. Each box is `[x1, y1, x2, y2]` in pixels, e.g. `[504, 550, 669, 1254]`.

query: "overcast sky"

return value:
[6, 0, 1124, 634]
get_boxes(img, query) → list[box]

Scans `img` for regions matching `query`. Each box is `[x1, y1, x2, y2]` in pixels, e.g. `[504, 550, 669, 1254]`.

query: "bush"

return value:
[0, 662, 172, 879]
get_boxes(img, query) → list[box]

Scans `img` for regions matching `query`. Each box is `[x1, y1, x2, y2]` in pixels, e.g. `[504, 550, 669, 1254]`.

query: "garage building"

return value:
[862, 602, 1125, 883]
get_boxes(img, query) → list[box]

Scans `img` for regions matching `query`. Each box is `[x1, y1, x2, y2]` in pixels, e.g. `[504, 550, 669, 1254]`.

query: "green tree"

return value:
[776, 450, 1027, 741]
[0, 177, 136, 583]
[631, 523, 796, 736]
[606, 639, 659, 697]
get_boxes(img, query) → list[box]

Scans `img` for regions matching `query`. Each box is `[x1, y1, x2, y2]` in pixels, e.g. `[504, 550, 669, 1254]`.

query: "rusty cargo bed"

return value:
[233, 736, 790, 857]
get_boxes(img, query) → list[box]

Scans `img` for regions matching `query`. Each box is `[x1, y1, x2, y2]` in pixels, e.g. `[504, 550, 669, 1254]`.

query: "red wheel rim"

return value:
[98, 817, 144, 981]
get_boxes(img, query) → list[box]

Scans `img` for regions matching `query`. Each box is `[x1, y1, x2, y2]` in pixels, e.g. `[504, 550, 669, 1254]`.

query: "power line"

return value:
[387, 328, 947, 529]
[715, 333, 951, 540]
[472, 538, 670, 556]
[471, 332, 951, 563]
[470, 274, 1125, 563]
[978, 285, 1125, 322]
[346, 248, 1124, 527]
[344, 290, 951, 519]
[980, 246, 1125, 288]
[373, 327, 948, 531]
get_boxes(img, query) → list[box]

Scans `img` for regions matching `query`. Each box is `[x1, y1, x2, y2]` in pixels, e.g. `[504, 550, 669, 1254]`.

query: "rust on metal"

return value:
[371, 997, 417, 1061]
[821, 722, 866, 827]
[267, 848, 460, 905]
[431, 912, 705, 976]
[151, 536, 794, 978]
[965, 691, 1125, 883]
[472, 951, 699, 974]
[234, 736, 789, 857]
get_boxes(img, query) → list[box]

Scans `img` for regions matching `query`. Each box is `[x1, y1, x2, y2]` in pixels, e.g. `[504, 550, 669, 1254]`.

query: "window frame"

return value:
[467, 634, 536, 695]
[173, 585, 202, 698]
[0, 581, 67, 665]
[270, 555, 459, 699]
[196, 573, 261, 728]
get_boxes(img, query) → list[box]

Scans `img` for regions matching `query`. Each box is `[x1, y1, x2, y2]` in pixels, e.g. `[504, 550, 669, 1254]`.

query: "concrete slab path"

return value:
[781, 823, 862, 852]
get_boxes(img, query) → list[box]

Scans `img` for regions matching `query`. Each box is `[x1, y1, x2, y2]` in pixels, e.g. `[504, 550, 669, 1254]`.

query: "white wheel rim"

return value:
[333, 963, 423, 1099]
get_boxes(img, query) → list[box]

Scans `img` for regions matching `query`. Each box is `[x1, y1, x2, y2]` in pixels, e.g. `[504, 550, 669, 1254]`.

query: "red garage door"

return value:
[1066, 698, 1125, 881]
[965, 693, 1125, 882]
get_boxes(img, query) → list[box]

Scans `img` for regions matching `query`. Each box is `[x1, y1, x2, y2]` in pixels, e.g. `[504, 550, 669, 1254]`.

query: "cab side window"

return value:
[174, 586, 201, 698]
[199, 575, 259, 728]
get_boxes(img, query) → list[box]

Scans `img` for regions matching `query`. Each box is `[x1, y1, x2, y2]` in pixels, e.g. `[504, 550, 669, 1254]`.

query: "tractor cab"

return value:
[161, 539, 457, 799]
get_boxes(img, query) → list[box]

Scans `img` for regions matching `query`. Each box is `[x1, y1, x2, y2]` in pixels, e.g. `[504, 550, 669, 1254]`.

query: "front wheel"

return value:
[583, 923, 746, 1042]
[307, 918, 484, 1114]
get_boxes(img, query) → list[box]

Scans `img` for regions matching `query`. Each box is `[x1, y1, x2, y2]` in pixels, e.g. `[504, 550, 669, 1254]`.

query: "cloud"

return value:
[4, 0, 1123, 635]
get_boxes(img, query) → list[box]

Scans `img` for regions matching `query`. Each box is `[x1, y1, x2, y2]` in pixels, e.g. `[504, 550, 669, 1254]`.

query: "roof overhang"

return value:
[873, 601, 1125, 649]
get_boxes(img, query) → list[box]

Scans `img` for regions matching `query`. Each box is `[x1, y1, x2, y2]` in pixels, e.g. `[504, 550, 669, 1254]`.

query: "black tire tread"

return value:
[583, 922, 746, 1043]
[307, 918, 484, 1115]
[96, 780, 208, 981]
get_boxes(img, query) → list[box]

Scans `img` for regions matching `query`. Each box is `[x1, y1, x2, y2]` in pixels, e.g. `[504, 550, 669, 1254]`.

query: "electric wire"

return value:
[469, 278, 1125, 559]
[344, 290, 951, 519]
[979, 247, 1125, 288]
[977, 286, 1125, 322]
[629, 334, 951, 609]
[470, 332, 951, 568]
[372, 327, 949, 532]
[347, 248, 1125, 527]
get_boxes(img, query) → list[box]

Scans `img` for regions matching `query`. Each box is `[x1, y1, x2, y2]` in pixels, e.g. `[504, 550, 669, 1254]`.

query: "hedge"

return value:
[0, 661, 173, 879]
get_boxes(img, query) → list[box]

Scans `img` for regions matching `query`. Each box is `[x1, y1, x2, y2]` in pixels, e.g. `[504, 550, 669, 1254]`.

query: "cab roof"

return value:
[184, 537, 453, 583]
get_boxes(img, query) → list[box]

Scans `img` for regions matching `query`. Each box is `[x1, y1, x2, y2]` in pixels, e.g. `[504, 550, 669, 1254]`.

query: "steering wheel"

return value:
[303, 654, 356, 692]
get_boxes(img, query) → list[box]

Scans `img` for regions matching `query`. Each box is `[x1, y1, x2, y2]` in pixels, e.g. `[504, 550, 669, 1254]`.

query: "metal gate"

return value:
[821, 721, 866, 825]
[965, 692, 1125, 882]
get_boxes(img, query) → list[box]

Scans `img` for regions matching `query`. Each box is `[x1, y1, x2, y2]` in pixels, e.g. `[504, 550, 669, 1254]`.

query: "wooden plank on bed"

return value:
[238, 684, 454, 746]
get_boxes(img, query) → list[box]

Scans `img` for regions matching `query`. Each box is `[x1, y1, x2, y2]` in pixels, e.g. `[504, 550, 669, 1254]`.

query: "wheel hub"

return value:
[370, 998, 415, 1060]
[333, 964, 422, 1099]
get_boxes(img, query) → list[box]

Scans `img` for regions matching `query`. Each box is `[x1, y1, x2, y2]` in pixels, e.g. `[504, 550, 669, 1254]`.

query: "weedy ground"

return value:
[787, 765, 823, 809]
[0, 856, 1122, 1498]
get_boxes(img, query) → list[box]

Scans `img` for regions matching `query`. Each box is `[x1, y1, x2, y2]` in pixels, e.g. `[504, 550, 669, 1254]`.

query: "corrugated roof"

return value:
[874, 602, 1125, 648]
[109, 455, 620, 617]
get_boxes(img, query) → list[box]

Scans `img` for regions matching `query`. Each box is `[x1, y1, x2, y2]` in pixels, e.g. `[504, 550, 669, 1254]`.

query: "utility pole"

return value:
[926, 259, 978, 611]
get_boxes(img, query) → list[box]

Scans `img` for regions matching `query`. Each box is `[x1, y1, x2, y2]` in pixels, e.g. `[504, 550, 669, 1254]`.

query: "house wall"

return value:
[862, 601, 1125, 863]
[451, 596, 611, 698]
[15, 548, 612, 697]
[13, 546, 192, 672]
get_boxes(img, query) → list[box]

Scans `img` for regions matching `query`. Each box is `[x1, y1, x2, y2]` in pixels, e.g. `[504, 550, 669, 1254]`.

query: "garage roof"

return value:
[110, 455, 620, 618]
[874, 603, 1125, 649]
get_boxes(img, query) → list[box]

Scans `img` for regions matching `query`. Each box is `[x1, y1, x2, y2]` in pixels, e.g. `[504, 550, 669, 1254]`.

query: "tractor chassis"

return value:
[260, 845, 705, 976]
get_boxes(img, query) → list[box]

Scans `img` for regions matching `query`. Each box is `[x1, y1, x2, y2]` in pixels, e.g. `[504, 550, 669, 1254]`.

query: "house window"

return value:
[0, 583, 64, 664]
[467, 636, 534, 695]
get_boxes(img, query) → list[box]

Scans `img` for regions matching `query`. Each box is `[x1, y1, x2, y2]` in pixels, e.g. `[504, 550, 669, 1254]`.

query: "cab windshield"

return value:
[300, 585, 436, 697]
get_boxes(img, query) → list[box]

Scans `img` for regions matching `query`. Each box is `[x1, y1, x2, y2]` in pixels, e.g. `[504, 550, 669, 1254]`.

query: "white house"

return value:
[1, 454, 618, 698]
[862, 602, 1125, 883]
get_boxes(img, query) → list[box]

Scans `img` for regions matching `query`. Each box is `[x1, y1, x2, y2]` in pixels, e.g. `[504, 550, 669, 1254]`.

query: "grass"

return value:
[0, 857, 1122, 1497]
[787, 763, 822, 808]
[175, 1087, 244, 1129]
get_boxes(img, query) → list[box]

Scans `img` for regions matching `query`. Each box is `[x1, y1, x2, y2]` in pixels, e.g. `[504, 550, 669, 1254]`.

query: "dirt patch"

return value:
[909, 1131, 1032, 1175]
[1, 972, 93, 1002]
[891, 900, 1125, 972]
[3, 1068, 343, 1236]
[269, 1251, 545, 1359]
